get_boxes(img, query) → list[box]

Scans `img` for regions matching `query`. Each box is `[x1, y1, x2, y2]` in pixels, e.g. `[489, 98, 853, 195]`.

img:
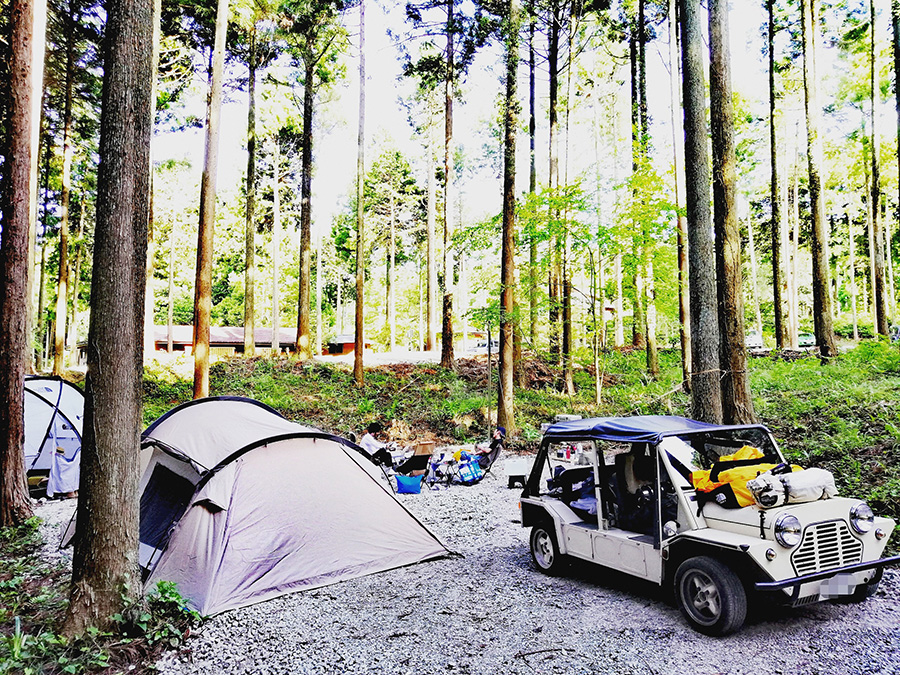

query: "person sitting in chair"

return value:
[359, 421, 393, 467]
[475, 426, 505, 470]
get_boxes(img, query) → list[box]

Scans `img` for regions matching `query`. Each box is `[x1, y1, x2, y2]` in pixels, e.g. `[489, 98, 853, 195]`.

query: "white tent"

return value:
[140, 397, 449, 615]
[24, 376, 83, 497]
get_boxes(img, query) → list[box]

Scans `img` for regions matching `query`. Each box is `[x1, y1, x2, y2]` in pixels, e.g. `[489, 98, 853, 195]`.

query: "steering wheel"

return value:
[635, 483, 655, 508]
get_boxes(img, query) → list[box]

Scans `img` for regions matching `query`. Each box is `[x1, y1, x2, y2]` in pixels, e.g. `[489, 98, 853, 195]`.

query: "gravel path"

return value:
[35, 459, 900, 675]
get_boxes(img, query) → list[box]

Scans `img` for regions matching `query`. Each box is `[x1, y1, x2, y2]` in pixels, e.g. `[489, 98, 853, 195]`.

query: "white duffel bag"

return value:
[747, 467, 838, 508]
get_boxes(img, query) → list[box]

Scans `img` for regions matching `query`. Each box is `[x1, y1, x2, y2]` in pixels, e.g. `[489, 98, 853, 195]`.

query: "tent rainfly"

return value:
[24, 376, 83, 497]
[139, 397, 450, 615]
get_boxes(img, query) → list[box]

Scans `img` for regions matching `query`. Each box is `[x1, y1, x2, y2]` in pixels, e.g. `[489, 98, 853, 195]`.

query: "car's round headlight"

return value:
[850, 502, 875, 534]
[774, 513, 803, 548]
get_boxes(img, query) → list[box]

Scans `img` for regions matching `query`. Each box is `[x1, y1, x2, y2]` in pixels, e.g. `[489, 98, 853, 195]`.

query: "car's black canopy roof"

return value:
[543, 415, 770, 445]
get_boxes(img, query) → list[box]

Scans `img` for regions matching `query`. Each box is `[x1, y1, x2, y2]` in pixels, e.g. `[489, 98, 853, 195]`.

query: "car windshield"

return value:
[659, 427, 782, 489]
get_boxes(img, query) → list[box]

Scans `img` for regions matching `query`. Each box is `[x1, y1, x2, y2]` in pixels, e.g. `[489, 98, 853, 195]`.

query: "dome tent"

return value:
[139, 396, 449, 615]
[24, 376, 84, 497]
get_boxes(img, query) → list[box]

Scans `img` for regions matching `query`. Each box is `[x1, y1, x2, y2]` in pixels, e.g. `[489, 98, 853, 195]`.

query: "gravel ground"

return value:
[35, 459, 900, 675]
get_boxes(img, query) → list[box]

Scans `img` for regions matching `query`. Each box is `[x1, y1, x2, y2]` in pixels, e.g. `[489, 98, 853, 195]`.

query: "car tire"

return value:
[530, 524, 564, 575]
[674, 556, 747, 636]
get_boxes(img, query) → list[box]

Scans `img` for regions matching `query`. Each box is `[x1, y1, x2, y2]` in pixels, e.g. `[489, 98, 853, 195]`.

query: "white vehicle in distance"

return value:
[520, 415, 899, 635]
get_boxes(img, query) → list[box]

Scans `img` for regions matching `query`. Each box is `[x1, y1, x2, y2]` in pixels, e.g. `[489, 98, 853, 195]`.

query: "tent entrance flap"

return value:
[140, 464, 195, 554]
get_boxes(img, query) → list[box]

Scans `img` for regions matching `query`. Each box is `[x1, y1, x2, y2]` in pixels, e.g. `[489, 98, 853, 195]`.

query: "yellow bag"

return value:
[691, 446, 797, 509]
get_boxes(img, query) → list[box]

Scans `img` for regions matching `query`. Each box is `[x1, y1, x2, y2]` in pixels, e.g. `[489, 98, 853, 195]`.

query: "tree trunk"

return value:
[710, 0, 754, 423]
[748, 214, 763, 335]
[244, 23, 257, 356]
[389, 190, 396, 351]
[646, 258, 659, 378]
[193, 0, 229, 398]
[354, 0, 366, 384]
[629, 15, 645, 350]
[800, 0, 838, 357]
[849, 213, 859, 339]
[54, 5, 77, 375]
[871, 0, 888, 336]
[548, 0, 560, 362]
[297, 59, 314, 360]
[315, 232, 322, 356]
[271, 138, 281, 354]
[426, 104, 436, 352]
[669, 0, 691, 391]
[893, 1, 900, 296]
[63, 0, 152, 633]
[167, 217, 176, 352]
[440, 0, 456, 371]
[24, 0, 47, 376]
[768, 0, 786, 349]
[680, 0, 722, 423]
[143, 0, 161, 362]
[528, 0, 537, 346]
[0, 0, 43, 526]
[614, 251, 624, 346]
[67, 190, 86, 367]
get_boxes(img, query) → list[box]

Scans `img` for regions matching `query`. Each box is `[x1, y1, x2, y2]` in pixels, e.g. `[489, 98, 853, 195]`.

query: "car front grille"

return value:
[791, 520, 863, 577]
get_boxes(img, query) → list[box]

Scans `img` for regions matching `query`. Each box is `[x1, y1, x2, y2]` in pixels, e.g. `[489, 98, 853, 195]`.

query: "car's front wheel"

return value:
[674, 556, 747, 636]
[530, 524, 564, 575]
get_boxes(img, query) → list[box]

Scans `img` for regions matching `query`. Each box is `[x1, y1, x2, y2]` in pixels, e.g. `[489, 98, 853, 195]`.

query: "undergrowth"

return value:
[0, 517, 200, 675]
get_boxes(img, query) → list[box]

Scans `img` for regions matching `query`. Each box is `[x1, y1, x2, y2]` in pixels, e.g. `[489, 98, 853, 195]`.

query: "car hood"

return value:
[700, 497, 863, 537]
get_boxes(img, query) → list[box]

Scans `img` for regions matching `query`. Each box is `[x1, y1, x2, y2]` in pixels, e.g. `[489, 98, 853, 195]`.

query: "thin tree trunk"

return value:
[849, 213, 859, 339]
[893, 0, 900, 298]
[67, 191, 86, 367]
[167, 217, 176, 352]
[389, 190, 396, 351]
[528, 0, 537, 345]
[64, 0, 152, 632]
[193, 0, 229, 398]
[426, 106, 437, 351]
[790, 142, 800, 346]
[886, 207, 896, 318]
[271, 138, 281, 354]
[54, 5, 77, 375]
[24, 0, 47, 376]
[669, 0, 690, 390]
[614, 251, 624, 346]
[548, 0, 561, 361]
[440, 0, 456, 370]
[297, 59, 314, 360]
[748, 213, 763, 335]
[801, 0, 838, 356]
[646, 258, 659, 378]
[143, 0, 161, 362]
[864, 126, 876, 327]
[244, 23, 257, 356]
[768, 0, 786, 349]
[315, 232, 322, 356]
[871, 0, 888, 336]
[354, 0, 365, 384]
[680, 0, 722, 423]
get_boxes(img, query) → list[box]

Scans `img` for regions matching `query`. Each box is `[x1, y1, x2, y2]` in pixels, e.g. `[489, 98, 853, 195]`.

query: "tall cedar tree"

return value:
[403, 0, 493, 370]
[0, 0, 44, 526]
[894, 1, 900, 221]
[498, 0, 519, 433]
[355, 0, 366, 384]
[193, 0, 230, 397]
[768, 0, 786, 349]
[709, 0, 755, 423]
[63, 0, 152, 634]
[800, 0, 838, 356]
[244, 23, 258, 355]
[679, 0, 722, 423]
[870, 0, 888, 336]
[281, 0, 347, 360]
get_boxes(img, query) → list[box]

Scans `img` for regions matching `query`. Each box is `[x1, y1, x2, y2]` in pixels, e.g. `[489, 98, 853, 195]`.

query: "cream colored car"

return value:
[520, 415, 899, 635]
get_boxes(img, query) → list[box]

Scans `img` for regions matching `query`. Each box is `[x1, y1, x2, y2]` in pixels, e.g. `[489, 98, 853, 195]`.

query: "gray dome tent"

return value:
[139, 396, 449, 615]
[24, 376, 83, 497]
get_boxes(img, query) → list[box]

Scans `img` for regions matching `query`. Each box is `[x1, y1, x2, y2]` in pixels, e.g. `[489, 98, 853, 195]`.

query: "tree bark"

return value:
[64, 0, 152, 633]
[193, 0, 229, 398]
[296, 58, 314, 360]
[768, 0, 786, 349]
[426, 103, 436, 352]
[800, 0, 838, 357]
[669, 0, 691, 391]
[0, 0, 42, 526]
[680, 0, 722, 423]
[271, 138, 281, 354]
[440, 0, 456, 371]
[871, 0, 888, 336]
[500, 0, 518, 434]
[528, 0, 537, 346]
[354, 0, 366, 384]
[244, 23, 257, 356]
[849, 213, 859, 339]
[54, 3, 77, 375]
[548, 0, 561, 362]
[710, 0, 755, 423]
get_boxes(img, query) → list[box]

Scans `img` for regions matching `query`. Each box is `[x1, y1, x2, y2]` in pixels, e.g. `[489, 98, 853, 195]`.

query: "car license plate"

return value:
[820, 573, 857, 599]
